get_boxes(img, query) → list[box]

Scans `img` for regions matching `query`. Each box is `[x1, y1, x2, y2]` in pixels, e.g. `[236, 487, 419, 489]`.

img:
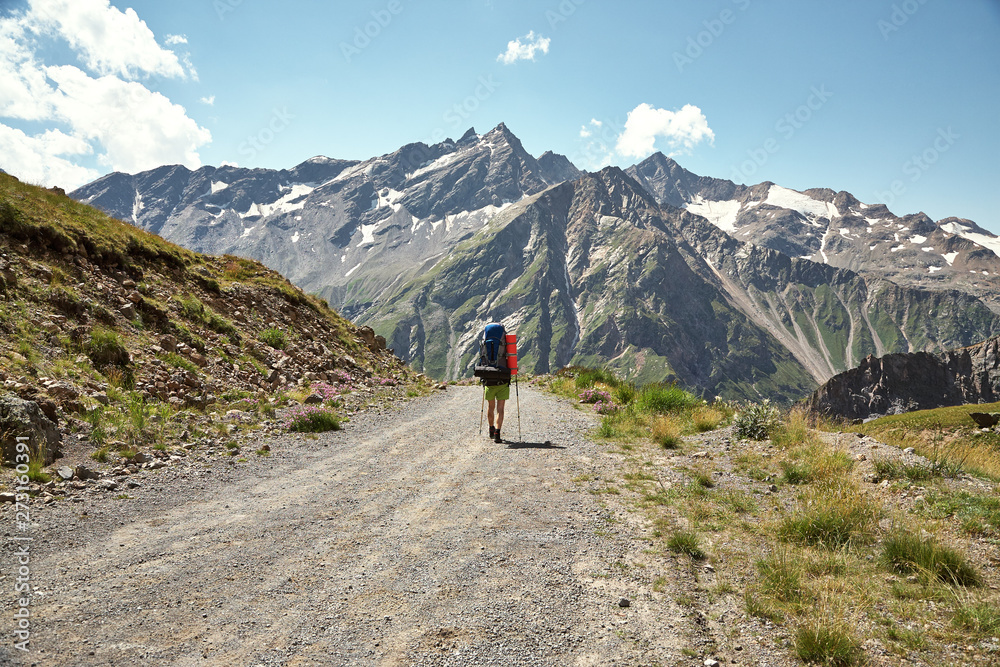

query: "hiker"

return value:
[484, 375, 510, 443]
[474, 320, 516, 443]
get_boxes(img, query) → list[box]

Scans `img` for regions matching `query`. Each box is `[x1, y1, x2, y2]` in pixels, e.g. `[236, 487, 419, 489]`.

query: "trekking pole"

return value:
[515, 374, 522, 442]
[479, 384, 486, 435]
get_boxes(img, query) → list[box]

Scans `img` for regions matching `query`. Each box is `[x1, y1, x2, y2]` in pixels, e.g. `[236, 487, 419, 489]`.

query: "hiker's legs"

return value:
[495, 399, 505, 431]
[487, 399, 496, 428]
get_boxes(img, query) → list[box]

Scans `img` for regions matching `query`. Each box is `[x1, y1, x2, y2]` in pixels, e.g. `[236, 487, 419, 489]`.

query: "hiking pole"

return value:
[515, 374, 522, 442]
[479, 384, 486, 435]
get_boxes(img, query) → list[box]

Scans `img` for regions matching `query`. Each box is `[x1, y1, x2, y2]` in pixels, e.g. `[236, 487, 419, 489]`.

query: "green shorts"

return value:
[484, 383, 510, 401]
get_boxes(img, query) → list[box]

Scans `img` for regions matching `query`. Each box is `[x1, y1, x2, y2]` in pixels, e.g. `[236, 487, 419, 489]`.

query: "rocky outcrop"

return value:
[808, 336, 1000, 419]
[0, 394, 61, 464]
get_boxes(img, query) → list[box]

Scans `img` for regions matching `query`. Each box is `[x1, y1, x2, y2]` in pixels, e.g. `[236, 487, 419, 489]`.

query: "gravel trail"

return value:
[1, 386, 720, 666]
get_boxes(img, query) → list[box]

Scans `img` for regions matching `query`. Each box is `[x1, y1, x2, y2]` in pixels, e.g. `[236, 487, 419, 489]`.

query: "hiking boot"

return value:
[488, 425, 496, 438]
[494, 431, 502, 443]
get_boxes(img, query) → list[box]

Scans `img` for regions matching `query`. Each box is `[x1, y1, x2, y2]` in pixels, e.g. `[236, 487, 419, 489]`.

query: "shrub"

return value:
[612, 382, 636, 406]
[733, 400, 782, 440]
[593, 400, 619, 415]
[578, 389, 612, 404]
[573, 367, 619, 389]
[635, 383, 700, 414]
[880, 531, 980, 586]
[284, 405, 340, 433]
[86, 327, 129, 369]
[259, 327, 287, 350]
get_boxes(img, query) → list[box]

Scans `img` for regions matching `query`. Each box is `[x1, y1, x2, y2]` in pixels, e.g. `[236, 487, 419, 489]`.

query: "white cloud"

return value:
[615, 103, 715, 159]
[497, 31, 550, 65]
[200, 95, 215, 106]
[590, 118, 602, 127]
[0, 123, 99, 188]
[0, 3, 210, 189]
[28, 0, 190, 79]
[579, 125, 591, 138]
[45, 65, 211, 173]
[164, 34, 187, 45]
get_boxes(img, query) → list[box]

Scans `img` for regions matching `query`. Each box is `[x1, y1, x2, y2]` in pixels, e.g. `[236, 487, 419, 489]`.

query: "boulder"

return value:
[808, 336, 1000, 420]
[0, 393, 61, 465]
[74, 465, 100, 480]
[968, 412, 1000, 428]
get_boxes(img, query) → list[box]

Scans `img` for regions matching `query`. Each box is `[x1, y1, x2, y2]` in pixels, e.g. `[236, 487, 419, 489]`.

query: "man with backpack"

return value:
[484, 375, 510, 443]
[474, 321, 514, 443]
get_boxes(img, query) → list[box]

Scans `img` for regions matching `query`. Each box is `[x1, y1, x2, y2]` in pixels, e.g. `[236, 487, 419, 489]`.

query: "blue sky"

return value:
[1, 0, 998, 230]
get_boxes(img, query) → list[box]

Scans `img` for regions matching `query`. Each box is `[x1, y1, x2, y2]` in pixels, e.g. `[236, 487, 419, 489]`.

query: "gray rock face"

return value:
[71, 123, 575, 323]
[363, 168, 1000, 401]
[0, 393, 61, 464]
[808, 336, 1000, 419]
[625, 153, 1000, 310]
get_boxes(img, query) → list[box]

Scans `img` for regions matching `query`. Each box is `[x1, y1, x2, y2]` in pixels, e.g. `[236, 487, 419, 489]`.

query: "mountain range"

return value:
[71, 123, 1000, 401]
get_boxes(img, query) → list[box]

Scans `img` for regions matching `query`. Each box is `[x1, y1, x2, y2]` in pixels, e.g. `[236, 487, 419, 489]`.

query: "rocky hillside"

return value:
[0, 172, 413, 467]
[364, 167, 1000, 402]
[808, 335, 1000, 420]
[627, 153, 1000, 310]
[71, 123, 575, 322]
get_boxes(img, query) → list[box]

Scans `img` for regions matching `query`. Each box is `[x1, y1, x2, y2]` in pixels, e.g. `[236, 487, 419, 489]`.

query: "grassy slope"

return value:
[543, 368, 1000, 667]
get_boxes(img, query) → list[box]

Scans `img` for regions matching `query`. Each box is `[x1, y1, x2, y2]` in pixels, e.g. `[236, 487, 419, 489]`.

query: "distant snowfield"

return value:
[765, 185, 840, 221]
[685, 196, 741, 233]
[941, 221, 1000, 259]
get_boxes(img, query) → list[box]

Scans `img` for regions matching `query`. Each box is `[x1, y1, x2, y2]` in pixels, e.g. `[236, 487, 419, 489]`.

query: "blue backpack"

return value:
[474, 322, 511, 383]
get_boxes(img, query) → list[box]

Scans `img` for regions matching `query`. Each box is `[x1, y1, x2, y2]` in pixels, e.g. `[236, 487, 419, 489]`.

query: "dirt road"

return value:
[1, 386, 746, 666]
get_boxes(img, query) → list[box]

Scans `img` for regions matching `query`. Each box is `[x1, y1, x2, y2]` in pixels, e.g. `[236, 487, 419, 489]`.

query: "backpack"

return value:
[474, 322, 511, 384]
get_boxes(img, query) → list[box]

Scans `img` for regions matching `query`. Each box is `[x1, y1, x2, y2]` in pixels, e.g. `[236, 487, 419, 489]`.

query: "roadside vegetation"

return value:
[543, 366, 1000, 667]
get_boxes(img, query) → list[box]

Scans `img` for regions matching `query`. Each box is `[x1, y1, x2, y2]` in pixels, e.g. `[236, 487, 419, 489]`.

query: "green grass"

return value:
[666, 530, 706, 559]
[287, 408, 340, 433]
[778, 484, 880, 548]
[259, 327, 287, 350]
[871, 457, 933, 482]
[794, 621, 862, 666]
[952, 599, 1000, 636]
[635, 383, 701, 414]
[86, 327, 129, 369]
[840, 401, 1000, 480]
[756, 550, 808, 605]
[880, 531, 980, 587]
[921, 490, 1000, 539]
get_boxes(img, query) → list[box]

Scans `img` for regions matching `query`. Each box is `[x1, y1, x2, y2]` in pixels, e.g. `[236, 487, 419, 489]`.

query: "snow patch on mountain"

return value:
[941, 221, 1000, 259]
[685, 196, 741, 233]
[211, 181, 229, 194]
[765, 185, 840, 221]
